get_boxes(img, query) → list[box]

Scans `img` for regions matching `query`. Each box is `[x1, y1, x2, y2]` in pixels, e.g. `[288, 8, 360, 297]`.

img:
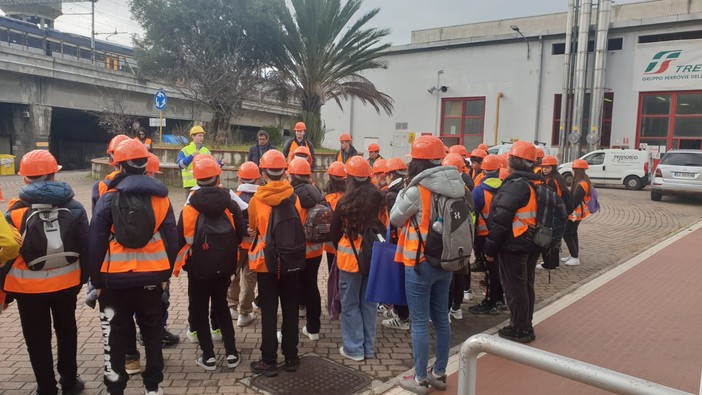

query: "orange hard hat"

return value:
[482, 154, 501, 171]
[372, 159, 387, 175]
[449, 145, 469, 157]
[238, 161, 261, 179]
[409, 136, 445, 160]
[385, 157, 407, 173]
[340, 133, 352, 142]
[192, 153, 216, 164]
[572, 159, 589, 169]
[542, 155, 558, 166]
[259, 149, 287, 169]
[498, 153, 509, 168]
[288, 157, 311, 176]
[508, 141, 536, 162]
[499, 167, 510, 180]
[443, 145, 449, 155]
[327, 161, 347, 178]
[146, 153, 162, 174]
[477, 143, 489, 151]
[368, 143, 380, 152]
[107, 134, 130, 155]
[442, 153, 466, 171]
[470, 149, 488, 159]
[193, 157, 221, 180]
[113, 139, 149, 164]
[535, 147, 545, 159]
[294, 121, 307, 131]
[345, 155, 371, 178]
[18, 150, 61, 177]
[293, 145, 312, 159]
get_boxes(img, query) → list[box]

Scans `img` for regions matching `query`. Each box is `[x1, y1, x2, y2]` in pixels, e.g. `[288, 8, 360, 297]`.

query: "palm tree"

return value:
[272, 0, 394, 146]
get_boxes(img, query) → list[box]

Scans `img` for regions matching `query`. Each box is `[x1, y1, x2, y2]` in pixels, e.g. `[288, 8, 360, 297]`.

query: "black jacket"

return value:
[283, 138, 316, 169]
[484, 170, 544, 256]
[385, 178, 404, 243]
[247, 142, 274, 166]
[177, 187, 246, 251]
[336, 146, 359, 164]
[292, 182, 324, 209]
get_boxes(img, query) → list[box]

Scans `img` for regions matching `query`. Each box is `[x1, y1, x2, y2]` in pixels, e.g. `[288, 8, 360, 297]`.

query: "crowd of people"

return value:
[0, 122, 594, 395]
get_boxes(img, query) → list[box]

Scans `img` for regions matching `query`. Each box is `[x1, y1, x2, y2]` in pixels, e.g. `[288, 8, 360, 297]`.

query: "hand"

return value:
[96, 289, 102, 297]
[485, 255, 494, 262]
[247, 227, 256, 237]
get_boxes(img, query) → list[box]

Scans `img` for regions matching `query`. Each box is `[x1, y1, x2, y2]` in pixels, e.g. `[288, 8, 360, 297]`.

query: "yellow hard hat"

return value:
[189, 125, 206, 136]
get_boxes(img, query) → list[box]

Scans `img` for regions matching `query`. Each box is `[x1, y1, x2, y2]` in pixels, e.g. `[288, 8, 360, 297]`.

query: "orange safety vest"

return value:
[98, 170, 120, 198]
[473, 171, 486, 187]
[173, 203, 236, 277]
[512, 184, 538, 238]
[476, 189, 495, 237]
[287, 140, 313, 161]
[4, 207, 81, 294]
[247, 196, 303, 273]
[570, 181, 591, 221]
[336, 211, 388, 273]
[99, 193, 171, 276]
[322, 192, 343, 254]
[394, 186, 432, 267]
[135, 136, 152, 147]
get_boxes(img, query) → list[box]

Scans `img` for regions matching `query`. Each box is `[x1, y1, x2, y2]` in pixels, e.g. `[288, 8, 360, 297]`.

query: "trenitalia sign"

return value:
[634, 39, 702, 91]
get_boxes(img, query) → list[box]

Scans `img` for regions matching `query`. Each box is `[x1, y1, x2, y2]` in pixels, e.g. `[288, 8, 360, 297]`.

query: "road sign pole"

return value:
[159, 110, 163, 144]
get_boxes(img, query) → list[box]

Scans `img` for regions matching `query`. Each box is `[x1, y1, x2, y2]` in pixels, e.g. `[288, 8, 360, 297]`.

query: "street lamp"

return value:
[510, 25, 530, 60]
[434, 69, 444, 135]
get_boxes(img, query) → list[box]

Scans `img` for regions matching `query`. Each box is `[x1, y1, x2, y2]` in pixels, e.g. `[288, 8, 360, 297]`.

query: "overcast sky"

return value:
[2, 0, 643, 47]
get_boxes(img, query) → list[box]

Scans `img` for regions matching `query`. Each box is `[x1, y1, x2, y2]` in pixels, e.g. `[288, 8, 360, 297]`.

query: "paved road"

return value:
[0, 172, 700, 394]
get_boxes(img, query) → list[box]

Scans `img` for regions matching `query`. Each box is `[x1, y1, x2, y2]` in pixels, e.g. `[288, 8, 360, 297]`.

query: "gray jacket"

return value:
[390, 166, 474, 228]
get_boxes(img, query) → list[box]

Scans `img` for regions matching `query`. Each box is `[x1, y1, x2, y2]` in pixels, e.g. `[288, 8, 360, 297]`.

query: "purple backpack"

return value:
[587, 185, 600, 214]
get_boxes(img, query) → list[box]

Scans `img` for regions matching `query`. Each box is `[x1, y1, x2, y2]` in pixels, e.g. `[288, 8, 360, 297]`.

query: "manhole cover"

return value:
[251, 355, 371, 395]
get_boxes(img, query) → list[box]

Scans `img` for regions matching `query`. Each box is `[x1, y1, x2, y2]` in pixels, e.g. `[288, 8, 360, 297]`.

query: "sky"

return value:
[1, 0, 644, 48]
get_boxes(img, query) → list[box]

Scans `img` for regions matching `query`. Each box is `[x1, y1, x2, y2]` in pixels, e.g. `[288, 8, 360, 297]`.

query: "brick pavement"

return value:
[0, 172, 700, 394]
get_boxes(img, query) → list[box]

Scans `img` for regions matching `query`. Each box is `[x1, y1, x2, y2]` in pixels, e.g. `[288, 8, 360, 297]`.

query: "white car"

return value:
[559, 149, 651, 190]
[650, 150, 702, 201]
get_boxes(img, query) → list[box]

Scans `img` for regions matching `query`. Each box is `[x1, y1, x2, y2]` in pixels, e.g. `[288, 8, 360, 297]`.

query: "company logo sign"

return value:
[644, 50, 682, 74]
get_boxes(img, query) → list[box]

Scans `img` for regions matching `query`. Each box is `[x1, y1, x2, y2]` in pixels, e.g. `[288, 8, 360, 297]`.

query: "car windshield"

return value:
[660, 152, 702, 167]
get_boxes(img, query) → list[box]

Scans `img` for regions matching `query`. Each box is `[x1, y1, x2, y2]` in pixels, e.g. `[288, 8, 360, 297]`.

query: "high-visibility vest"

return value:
[336, 150, 351, 164]
[287, 140, 312, 161]
[173, 203, 236, 277]
[570, 181, 591, 221]
[534, 166, 543, 175]
[135, 136, 152, 147]
[336, 211, 388, 273]
[512, 185, 538, 238]
[4, 206, 81, 294]
[473, 171, 486, 187]
[99, 194, 171, 276]
[394, 186, 432, 267]
[322, 192, 343, 254]
[180, 143, 212, 188]
[247, 195, 302, 273]
[476, 189, 495, 237]
[98, 170, 120, 198]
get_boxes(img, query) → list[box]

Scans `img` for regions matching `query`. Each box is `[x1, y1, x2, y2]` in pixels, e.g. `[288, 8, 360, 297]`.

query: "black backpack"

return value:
[111, 192, 156, 249]
[19, 203, 80, 271]
[346, 219, 387, 277]
[263, 197, 306, 277]
[187, 211, 237, 280]
[303, 203, 333, 243]
[517, 179, 567, 250]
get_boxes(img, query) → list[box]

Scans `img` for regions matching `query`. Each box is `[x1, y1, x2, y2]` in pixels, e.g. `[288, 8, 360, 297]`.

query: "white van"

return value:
[558, 149, 652, 190]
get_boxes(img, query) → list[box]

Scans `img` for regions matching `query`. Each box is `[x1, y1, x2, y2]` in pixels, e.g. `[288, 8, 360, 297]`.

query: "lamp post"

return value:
[510, 25, 530, 60]
[434, 69, 444, 135]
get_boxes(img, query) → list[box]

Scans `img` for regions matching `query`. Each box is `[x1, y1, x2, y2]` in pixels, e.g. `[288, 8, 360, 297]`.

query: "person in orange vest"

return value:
[533, 147, 545, 175]
[536, 155, 573, 270]
[87, 139, 179, 395]
[291, 145, 315, 170]
[448, 145, 475, 190]
[483, 141, 541, 344]
[176, 157, 245, 371]
[390, 136, 470, 393]
[282, 121, 316, 163]
[322, 161, 346, 272]
[92, 134, 130, 210]
[227, 161, 261, 327]
[561, 159, 592, 267]
[331, 156, 387, 362]
[248, 149, 304, 376]
[468, 148, 488, 186]
[371, 158, 388, 190]
[336, 134, 358, 164]
[4, 150, 88, 395]
[135, 127, 153, 152]
[367, 143, 383, 167]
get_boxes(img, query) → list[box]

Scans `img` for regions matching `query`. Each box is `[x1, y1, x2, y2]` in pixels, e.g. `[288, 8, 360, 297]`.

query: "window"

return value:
[440, 97, 485, 148]
[551, 38, 622, 55]
[638, 31, 702, 44]
[637, 92, 702, 151]
[551, 93, 614, 147]
[586, 153, 605, 166]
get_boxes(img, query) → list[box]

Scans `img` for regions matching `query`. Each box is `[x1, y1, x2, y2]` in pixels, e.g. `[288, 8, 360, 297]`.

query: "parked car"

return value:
[650, 149, 702, 201]
[487, 143, 551, 156]
[559, 149, 652, 190]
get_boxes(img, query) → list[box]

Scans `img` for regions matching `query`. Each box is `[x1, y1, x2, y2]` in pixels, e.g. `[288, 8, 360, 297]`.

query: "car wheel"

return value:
[563, 172, 573, 187]
[651, 190, 662, 201]
[624, 175, 642, 190]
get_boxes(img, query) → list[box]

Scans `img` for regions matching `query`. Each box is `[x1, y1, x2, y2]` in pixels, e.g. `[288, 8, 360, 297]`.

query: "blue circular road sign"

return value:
[154, 90, 167, 111]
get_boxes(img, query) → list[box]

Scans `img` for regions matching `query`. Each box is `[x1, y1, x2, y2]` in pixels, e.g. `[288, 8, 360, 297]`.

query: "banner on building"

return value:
[633, 39, 702, 91]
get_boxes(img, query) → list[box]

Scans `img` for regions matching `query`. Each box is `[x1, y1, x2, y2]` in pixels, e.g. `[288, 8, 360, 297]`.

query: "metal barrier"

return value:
[458, 334, 692, 395]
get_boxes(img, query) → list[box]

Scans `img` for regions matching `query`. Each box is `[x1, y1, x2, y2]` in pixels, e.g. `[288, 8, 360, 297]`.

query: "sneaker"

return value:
[537, 263, 559, 270]
[463, 289, 474, 301]
[339, 346, 364, 362]
[237, 312, 256, 327]
[298, 306, 306, 317]
[277, 331, 283, 344]
[229, 308, 239, 321]
[161, 329, 180, 346]
[382, 316, 410, 330]
[382, 309, 397, 319]
[449, 307, 463, 320]
[186, 330, 198, 344]
[62, 375, 85, 395]
[468, 301, 499, 316]
[196, 355, 217, 371]
[426, 368, 447, 391]
[495, 300, 508, 310]
[144, 387, 163, 395]
[377, 304, 389, 314]
[226, 351, 241, 368]
[399, 374, 430, 395]
[250, 359, 278, 377]
[211, 328, 222, 341]
[565, 257, 580, 266]
[527, 326, 536, 341]
[560, 255, 572, 262]
[125, 355, 142, 375]
[498, 326, 532, 343]
[284, 357, 300, 372]
[302, 326, 319, 341]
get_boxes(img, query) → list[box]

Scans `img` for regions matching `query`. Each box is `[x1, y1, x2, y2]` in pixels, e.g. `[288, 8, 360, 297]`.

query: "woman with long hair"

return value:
[331, 156, 387, 362]
[562, 159, 592, 266]
[537, 156, 574, 270]
[323, 162, 347, 272]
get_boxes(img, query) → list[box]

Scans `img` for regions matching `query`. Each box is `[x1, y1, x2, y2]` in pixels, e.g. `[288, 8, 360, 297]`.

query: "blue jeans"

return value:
[405, 263, 452, 380]
[339, 270, 377, 358]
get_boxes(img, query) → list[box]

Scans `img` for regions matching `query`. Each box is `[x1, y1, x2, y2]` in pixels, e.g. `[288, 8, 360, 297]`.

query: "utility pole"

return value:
[90, 0, 95, 64]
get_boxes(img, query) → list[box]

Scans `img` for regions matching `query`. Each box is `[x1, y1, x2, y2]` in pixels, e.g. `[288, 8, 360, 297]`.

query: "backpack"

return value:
[346, 219, 387, 277]
[303, 203, 333, 242]
[520, 179, 567, 250]
[19, 203, 81, 271]
[412, 193, 474, 272]
[187, 211, 237, 280]
[263, 197, 306, 277]
[111, 191, 156, 249]
[587, 185, 600, 214]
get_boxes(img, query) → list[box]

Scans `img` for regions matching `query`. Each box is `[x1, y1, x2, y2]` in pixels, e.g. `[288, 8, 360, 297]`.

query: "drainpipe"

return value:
[559, 0, 577, 162]
[533, 36, 545, 144]
[570, 0, 593, 161]
[587, 0, 612, 151]
[494, 92, 504, 145]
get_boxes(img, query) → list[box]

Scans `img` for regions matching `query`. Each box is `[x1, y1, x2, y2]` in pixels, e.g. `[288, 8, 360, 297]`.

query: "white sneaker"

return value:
[382, 317, 410, 330]
[382, 309, 397, 319]
[237, 312, 256, 327]
[229, 308, 239, 321]
[277, 331, 283, 344]
[377, 304, 389, 314]
[561, 256, 572, 262]
[449, 307, 463, 320]
[339, 346, 364, 362]
[302, 326, 319, 341]
[463, 289, 474, 301]
[211, 329, 222, 341]
[145, 387, 163, 395]
[565, 257, 580, 266]
[186, 329, 198, 344]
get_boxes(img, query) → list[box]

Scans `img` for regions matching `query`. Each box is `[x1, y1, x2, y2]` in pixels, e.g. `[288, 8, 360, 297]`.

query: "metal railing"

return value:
[458, 334, 692, 395]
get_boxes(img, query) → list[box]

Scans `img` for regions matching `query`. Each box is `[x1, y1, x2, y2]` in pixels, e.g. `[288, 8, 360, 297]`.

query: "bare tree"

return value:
[90, 87, 140, 136]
